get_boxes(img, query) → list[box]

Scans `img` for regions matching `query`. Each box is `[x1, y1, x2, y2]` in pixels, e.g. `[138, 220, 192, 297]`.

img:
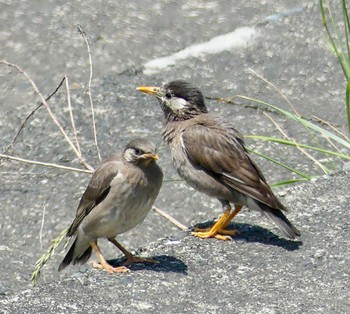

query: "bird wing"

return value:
[67, 156, 121, 236]
[182, 123, 283, 209]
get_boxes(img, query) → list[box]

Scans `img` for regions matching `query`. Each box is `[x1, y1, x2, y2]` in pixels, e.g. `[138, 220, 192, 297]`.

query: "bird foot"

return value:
[192, 227, 238, 241]
[92, 261, 130, 274]
[123, 255, 159, 266]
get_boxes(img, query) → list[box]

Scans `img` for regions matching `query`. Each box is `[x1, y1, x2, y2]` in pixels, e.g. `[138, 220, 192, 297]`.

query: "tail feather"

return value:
[257, 201, 301, 239]
[58, 237, 92, 271]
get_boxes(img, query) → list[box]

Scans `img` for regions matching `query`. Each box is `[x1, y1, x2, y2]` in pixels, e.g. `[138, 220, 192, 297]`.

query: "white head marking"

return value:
[164, 96, 187, 114]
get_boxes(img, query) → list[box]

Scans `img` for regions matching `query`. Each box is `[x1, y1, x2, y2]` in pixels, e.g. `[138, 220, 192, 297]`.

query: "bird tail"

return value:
[58, 236, 92, 271]
[257, 201, 301, 239]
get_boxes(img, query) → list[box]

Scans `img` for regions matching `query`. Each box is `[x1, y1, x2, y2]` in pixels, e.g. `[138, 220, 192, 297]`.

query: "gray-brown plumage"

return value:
[137, 81, 300, 240]
[58, 138, 163, 273]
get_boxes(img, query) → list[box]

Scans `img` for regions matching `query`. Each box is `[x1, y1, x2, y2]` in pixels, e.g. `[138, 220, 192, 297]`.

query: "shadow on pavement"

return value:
[107, 255, 188, 274]
[193, 221, 302, 251]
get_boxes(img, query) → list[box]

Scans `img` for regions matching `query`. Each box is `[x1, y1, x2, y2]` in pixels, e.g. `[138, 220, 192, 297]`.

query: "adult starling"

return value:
[58, 138, 163, 273]
[137, 80, 300, 240]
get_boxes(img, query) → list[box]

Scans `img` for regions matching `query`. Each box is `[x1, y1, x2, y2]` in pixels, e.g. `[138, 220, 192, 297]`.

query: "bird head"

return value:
[123, 138, 159, 166]
[137, 80, 208, 122]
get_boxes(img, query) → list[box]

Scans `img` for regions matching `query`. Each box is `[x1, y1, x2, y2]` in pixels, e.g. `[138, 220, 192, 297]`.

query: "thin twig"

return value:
[248, 68, 300, 116]
[152, 206, 187, 231]
[208, 95, 300, 119]
[0, 60, 93, 171]
[209, 95, 344, 128]
[39, 201, 47, 250]
[312, 115, 350, 141]
[76, 24, 101, 161]
[206, 96, 286, 116]
[0, 171, 49, 176]
[65, 76, 82, 155]
[0, 153, 93, 174]
[3, 76, 67, 154]
[312, 115, 348, 154]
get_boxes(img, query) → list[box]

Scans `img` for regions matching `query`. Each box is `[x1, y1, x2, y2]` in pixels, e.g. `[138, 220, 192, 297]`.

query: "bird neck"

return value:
[138, 159, 154, 167]
[160, 103, 208, 122]
[162, 121, 181, 144]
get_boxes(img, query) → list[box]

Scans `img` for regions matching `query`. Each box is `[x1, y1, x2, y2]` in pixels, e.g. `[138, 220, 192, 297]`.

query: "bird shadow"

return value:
[106, 255, 188, 274]
[193, 221, 303, 251]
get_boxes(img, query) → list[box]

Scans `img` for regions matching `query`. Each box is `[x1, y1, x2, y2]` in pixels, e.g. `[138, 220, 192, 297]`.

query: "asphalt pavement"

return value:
[0, 1, 349, 313]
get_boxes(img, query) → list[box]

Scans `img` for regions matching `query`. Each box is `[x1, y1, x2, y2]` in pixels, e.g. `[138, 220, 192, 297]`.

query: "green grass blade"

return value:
[246, 135, 350, 160]
[247, 147, 312, 179]
[346, 79, 350, 134]
[320, 0, 348, 78]
[342, 0, 350, 62]
[271, 178, 312, 188]
[237, 95, 350, 149]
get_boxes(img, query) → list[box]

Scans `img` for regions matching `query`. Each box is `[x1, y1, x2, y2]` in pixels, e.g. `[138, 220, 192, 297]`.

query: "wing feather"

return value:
[67, 156, 121, 236]
[182, 123, 285, 210]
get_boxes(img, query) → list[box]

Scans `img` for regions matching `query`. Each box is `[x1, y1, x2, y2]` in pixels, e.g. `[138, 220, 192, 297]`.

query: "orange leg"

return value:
[108, 238, 158, 266]
[221, 205, 242, 229]
[192, 205, 242, 241]
[91, 241, 129, 273]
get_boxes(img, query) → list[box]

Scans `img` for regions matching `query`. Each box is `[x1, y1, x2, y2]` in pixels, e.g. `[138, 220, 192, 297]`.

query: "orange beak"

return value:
[143, 153, 159, 161]
[136, 86, 160, 96]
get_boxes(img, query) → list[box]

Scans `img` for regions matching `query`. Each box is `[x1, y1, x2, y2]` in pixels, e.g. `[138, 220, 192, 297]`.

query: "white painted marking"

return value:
[143, 26, 258, 75]
[264, 7, 304, 23]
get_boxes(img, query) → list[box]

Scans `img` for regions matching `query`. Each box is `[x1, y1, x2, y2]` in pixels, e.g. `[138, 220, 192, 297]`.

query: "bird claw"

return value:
[92, 261, 130, 273]
[192, 227, 238, 241]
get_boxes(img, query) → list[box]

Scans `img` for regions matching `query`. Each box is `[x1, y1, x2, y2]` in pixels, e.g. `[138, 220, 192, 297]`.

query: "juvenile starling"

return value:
[137, 81, 300, 240]
[58, 138, 163, 273]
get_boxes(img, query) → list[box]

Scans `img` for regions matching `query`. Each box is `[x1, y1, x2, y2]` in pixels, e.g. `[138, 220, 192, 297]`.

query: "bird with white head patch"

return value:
[137, 80, 300, 241]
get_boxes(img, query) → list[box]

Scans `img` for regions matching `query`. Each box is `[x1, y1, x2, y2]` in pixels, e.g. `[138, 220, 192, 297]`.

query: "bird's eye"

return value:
[134, 148, 142, 155]
[165, 92, 172, 99]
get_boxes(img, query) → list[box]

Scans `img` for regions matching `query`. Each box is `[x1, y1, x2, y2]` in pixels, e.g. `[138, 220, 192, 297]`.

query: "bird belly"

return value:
[81, 187, 156, 239]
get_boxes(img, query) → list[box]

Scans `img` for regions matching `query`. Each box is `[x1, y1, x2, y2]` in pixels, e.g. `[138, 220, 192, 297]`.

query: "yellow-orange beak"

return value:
[143, 153, 159, 161]
[136, 86, 160, 96]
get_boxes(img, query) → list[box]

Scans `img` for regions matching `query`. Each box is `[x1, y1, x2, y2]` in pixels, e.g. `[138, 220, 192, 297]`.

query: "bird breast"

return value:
[80, 167, 161, 240]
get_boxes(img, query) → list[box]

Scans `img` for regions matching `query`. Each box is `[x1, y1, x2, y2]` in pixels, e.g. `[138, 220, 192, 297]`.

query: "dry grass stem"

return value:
[311, 115, 349, 154]
[152, 206, 187, 231]
[31, 228, 69, 286]
[0, 60, 93, 171]
[0, 153, 93, 174]
[312, 115, 350, 142]
[39, 201, 47, 250]
[0, 171, 49, 176]
[3, 76, 66, 154]
[65, 75, 82, 155]
[211, 94, 335, 128]
[263, 112, 329, 174]
[76, 24, 102, 162]
[207, 95, 283, 117]
[248, 68, 300, 116]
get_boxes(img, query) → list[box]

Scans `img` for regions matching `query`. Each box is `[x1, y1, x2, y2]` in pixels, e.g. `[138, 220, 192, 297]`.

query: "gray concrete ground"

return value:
[0, 0, 349, 313]
[1, 173, 350, 313]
